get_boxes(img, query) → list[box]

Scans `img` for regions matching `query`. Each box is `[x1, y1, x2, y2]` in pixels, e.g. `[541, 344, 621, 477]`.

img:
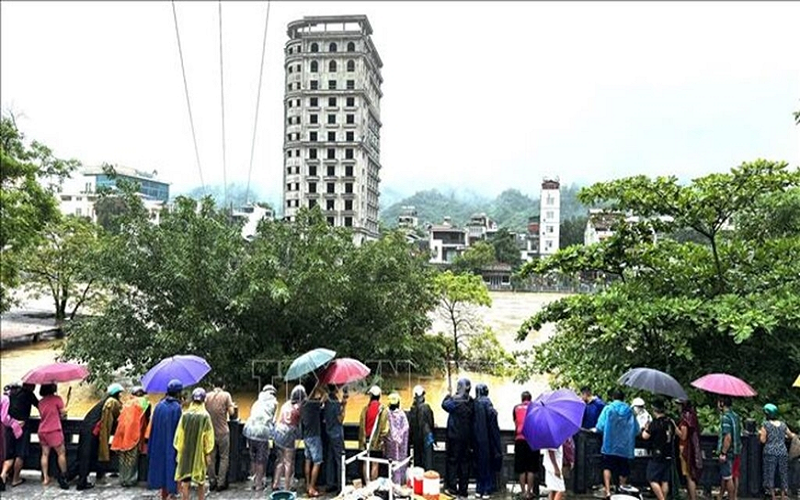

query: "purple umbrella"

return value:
[141, 355, 211, 393]
[522, 388, 585, 450]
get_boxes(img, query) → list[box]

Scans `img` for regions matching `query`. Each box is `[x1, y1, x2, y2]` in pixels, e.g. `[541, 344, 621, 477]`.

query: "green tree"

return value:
[515, 160, 800, 422]
[490, 227, 522, 267]
[433, 270, 492, 370]
[560, 215, 588, 248]
[452, 240, 495, 274]
[464, 327, 517, 377]
[20, 216, 104, 322]
[0, 114, 80, 311]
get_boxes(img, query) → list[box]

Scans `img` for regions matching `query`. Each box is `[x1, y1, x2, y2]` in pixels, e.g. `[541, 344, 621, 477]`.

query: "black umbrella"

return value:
[618, 367, 688, 400]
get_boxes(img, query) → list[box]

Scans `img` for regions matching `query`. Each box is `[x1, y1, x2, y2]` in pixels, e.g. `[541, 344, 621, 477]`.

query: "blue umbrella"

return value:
[284, 348, 336, 381]
[522, 388, 584, 450]
[619, 367, 688, 400]
[141, 355, 211, 393]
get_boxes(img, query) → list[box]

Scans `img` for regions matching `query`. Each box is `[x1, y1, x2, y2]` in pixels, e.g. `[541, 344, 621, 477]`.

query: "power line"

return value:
[245, 0, 271, 205]
[218, 0, 228, 208]
[171, 0, 206, 195]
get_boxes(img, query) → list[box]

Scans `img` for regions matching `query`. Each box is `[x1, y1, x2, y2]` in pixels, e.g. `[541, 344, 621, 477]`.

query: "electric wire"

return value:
[171, 0, 206, 195]
[244, 0, 271, 205]
[218, 0, 228, 208]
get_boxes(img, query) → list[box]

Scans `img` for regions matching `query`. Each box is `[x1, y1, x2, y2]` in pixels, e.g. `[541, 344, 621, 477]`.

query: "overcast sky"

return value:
[2, 1, 799, 206]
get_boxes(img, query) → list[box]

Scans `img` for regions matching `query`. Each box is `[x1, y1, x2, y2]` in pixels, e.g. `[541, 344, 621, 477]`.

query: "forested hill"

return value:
[380, 184, 587, 231]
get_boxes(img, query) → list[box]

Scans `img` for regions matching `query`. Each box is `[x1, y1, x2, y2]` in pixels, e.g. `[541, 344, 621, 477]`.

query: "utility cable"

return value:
[245, 0, 271, 206]
[218, 0, 228, 208]
[171, 0, 206, 195]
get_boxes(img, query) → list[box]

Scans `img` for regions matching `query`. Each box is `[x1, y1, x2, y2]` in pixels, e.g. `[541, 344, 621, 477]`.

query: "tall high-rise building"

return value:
[539, 178, 561, 255]
[283, 15, 383, 243]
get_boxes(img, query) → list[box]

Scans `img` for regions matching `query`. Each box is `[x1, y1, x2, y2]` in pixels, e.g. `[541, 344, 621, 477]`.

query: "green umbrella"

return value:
[284, 348, 336, 381]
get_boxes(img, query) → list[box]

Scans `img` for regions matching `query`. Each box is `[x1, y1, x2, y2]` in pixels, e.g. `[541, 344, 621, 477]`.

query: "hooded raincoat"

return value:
[386, 405, 409, 484]
[473, 384, 502, 495]
[243, 390, 278, 442]
[596, 400, 639, 459]
[98, 396, 122, 462]
[147, 396, 183, 494]
[174, 402, 215, 484]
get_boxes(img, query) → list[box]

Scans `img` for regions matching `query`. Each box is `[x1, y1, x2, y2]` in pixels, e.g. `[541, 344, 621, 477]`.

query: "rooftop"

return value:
[82, 165, 170, 184]
[287, 15, 373, 37]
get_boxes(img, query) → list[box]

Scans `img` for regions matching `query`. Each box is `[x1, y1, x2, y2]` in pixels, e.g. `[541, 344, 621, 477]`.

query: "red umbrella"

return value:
[22, 362, 89, 385]
[318, 358, 370, 385]
[690, 373, 757, 397]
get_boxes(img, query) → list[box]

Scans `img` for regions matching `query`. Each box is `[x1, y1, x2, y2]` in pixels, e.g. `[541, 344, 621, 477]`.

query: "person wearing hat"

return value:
[385, 392, 410, 485]
[442, 377, 475, 499]
[96, 383, 124, 475]
[759, 403, 796, 500]
[243, 384, 278, 491]
[174, 387, 215, 500]
[148, 379, 184, 500]
[473, 383, 502, 498]
[359, 385, 389, 482]
[631, 397, 652, 436]
[641, 399, 676, 500]
[409, 384, 435, 471]
[111, 386, 151, 487]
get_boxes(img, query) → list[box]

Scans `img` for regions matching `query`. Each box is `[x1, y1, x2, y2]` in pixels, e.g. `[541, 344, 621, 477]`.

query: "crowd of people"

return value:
[0, 378, 797, 500]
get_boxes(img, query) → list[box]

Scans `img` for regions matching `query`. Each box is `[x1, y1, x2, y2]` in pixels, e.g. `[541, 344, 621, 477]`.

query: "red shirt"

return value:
[365, 400, 381, 438]
[513, 401, 530, 441]
[38, 395, 64, 434]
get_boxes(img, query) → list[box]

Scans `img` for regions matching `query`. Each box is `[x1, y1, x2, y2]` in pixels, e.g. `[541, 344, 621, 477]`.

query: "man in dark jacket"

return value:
[67, 387, 112, 490]
[409, 385, 435, 471]
[442, 378, 474, 499]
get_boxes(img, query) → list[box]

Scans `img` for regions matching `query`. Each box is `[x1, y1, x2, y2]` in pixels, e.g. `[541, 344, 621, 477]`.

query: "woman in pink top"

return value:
[272, 385, 306, 491]
[37, 384, 69, 489]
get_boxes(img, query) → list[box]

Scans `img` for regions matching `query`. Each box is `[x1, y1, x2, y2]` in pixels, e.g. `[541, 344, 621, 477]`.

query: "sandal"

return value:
[12, 478, 26, 487]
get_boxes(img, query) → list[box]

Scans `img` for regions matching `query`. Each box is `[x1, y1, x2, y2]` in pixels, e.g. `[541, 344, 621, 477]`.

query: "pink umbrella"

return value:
[318, 358, 371, 385]
[690, 373, 757, 397]
[22, 362, 89, 385]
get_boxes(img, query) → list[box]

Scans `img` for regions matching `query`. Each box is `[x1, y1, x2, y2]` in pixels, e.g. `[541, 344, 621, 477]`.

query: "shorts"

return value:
[248, 439, 269, 465]
[4, 426, 30, 461]
[273, 425, 297, 450]
[601, 454, 630, 479]
[732, 455, 741, 479]
[545, 470, 565, 492]
[515, 439, 540, 474]
[719, 454, 734, 480]
[304, 435, 323, 464]
[38, 430, 64, 449]
[646, 458, 671, 483]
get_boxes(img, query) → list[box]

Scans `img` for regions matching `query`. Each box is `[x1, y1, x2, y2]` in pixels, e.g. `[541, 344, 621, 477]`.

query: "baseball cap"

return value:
[368, 385, 381, 397]
[262, 384, 277, 394]
[387, 392, 401, 405]
[632, 397, 645, 407]
[107, 383, 124, 396]
[192, 387, 207, 402]
[413, 385, 425, 397]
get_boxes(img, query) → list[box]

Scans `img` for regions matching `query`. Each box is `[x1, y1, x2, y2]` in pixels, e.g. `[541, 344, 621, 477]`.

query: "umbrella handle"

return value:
[64, 387, 72, 410]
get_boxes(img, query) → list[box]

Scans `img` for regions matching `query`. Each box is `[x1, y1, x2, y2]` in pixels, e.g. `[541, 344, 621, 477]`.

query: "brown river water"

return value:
[0, 292, 564, 430]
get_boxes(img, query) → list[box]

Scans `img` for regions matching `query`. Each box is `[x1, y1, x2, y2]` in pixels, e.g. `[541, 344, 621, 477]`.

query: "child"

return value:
[544, 444, 565, 500]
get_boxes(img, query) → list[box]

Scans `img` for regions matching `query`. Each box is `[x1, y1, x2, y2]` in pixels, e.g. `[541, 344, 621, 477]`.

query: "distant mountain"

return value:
[380, 183, 588, 231]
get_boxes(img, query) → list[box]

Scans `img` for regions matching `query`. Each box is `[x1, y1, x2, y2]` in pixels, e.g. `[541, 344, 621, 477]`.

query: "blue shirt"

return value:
[582, 396, 605, 429]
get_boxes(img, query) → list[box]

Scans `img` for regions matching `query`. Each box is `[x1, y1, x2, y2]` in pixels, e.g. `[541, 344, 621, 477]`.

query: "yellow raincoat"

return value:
[173, 402, 215, 484]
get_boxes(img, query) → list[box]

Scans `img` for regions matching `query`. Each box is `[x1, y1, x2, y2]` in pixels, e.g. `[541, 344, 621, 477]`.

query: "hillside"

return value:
[380, 184, 588, 231]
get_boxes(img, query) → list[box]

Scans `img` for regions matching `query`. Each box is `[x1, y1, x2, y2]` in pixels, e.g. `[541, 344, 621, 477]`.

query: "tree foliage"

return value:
[560, 215, 588, 248]
[516, 160, 800, 422]
[433, 271, 492, 370]
[490, 227, 522, 268]
[452, 240, 495, 274]
[0, 114, 80, 311]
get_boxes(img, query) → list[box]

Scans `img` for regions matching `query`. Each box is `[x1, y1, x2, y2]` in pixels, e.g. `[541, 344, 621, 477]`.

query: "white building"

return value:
[232, 204, 275, 240]
[539, 178, 561, 255]
[282, 15, 384, 245]
[428, 218, 467, 264]
[465, 213, 498, 246]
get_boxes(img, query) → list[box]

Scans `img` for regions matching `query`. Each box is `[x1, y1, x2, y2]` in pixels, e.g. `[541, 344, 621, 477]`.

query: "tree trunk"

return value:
[451, 313, 460, 371]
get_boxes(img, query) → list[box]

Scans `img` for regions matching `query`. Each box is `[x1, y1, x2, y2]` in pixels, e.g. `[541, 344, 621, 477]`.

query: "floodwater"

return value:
[0, 292, 566, 430]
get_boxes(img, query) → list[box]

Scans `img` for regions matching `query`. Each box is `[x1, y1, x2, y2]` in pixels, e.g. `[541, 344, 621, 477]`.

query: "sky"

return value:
[2, 1, 799, 208]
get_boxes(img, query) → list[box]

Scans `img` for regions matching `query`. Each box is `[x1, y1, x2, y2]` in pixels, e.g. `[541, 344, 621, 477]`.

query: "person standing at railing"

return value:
[473, 383, 502, 499]
[36, 384, 70, 489]
[111, 386, 151, 487]
[513, 391, 538, 500]
[676, 399, 703, 500]
[385, 392, 409, 485]
[0, 384, 24, 491]
[174, 388, 215, 500]
[409, 385, 435, 471]
[273, 385, 305, 491]
[717, 396, 741, 500]
[322, 384, 346, 495]
[204, 380, 236, 492]
[641, 400, 676, 500]
[580, 387, 605, 431]
[147, 379, 184, 500]
[595, 389, 639, 500]
[759, 403, 796, 500]
[301, 386, 325, 497]
[242, 384, 278, 491]
[66, 382, 119, 490]
[96, 383, 123, 477]
[1, 382, 38, 488]
[442, 378, 474, 500]
[359, 385, 389, 483]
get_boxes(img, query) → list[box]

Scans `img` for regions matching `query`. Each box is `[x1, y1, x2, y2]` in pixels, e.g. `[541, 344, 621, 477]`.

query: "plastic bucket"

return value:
[270, 491, 297, 500]
[422, 470, 440, 500]
[407, 466, 425, 495]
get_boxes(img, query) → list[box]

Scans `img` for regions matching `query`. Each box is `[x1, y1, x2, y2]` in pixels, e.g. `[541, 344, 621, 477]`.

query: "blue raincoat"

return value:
[596, 400, 639, 459]
[147, 396, 183, 494]
[473, 385, 502, 495]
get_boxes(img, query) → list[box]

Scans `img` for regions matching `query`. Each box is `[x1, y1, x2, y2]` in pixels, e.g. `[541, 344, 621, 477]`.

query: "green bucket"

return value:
[270, 491, 296, 500]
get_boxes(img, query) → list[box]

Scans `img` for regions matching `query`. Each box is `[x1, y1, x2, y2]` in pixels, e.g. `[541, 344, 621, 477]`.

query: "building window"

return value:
[328, 80, 337, 90]
[310, 131, 318, 142]
[286, 183, 292, 191]
[295, 99, 300, 106]
[328, 97, 337, 107]
[308, 165, 317, 176]
[310, 97, 318, 107]
[346, 97, 355, 107]
[287, 150, 292, 158]
[310, 60, 318, 72]
[347, 60, 355, 72]
[309, 182, 317, 193]
[286, 133, 292, 142]
[329, 60, 337, 72]
[345, 165, 353, 176]
[327, 131, 336, 141]
[310, 80, 318, 90]
[310, 114, 318, 124]
[345, 148, 354, 159]
[288, 66, 293, 74]
[329, 42, 337, 53]
[327, 114, 336, 124]
[344, 216, 352, 227]
[288, 47, 293, 55]
[287, 84, 292, 92]
[345, 183, 353, 194]
[546, 194, 555, 205]
[347, 41, 355, 52]
[346, 131, 354, 141]
[546, 211, 554, 219]
[346, 114, 355, 124]
[311, 42, 319, 52]
[326, 148, 335, 160]
[309, 148, 318, 159]
[327, 216, 335, 226]
[346, 80, 355, 90]
[288, 100, 292, 108]
[345, 199, 353, 210]
[547, 225, 554, 233]
[309, 199, 317, 208]
[327, 165, 335, 176]
[326, 199, 335, 210]
[326, 183, 335, 194]
[296, 64, 301, 72]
